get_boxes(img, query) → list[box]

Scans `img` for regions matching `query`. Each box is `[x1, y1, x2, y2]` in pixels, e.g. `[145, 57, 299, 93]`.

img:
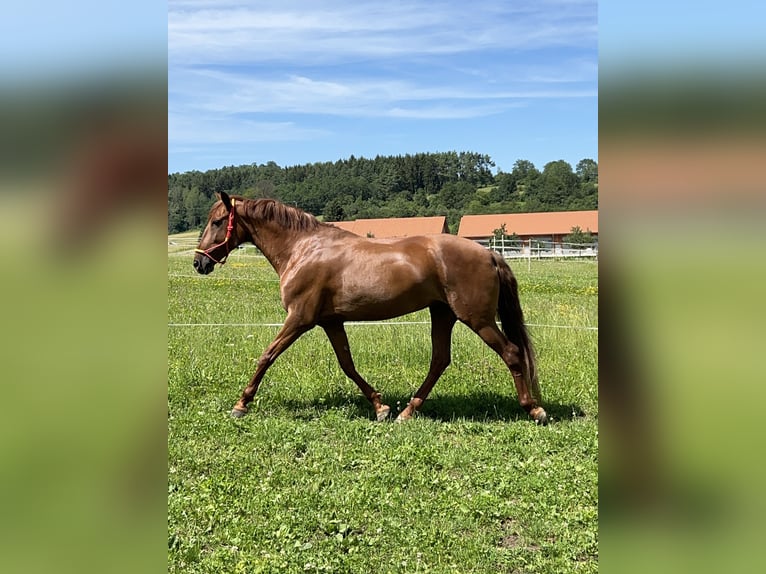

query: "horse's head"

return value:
[193, 192, 241, 274]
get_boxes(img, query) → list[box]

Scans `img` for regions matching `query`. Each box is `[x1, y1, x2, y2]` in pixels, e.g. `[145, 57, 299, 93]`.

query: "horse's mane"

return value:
[243, 198, 324, 232]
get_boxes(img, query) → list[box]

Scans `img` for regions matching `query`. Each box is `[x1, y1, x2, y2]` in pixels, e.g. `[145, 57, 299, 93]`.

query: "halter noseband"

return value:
[195, 198, 237, 265]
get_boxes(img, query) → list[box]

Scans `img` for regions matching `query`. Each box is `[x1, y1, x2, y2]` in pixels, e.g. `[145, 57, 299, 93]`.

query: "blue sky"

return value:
[3, 2, 763, 177]
[0, 2, 165, 81]
[599, 2, 766, 69]
[168, 0, 597, 174]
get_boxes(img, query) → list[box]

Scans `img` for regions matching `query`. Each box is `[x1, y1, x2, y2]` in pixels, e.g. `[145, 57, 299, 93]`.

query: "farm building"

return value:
[457, 210, 598, 246]
[332, 216, 449, 238]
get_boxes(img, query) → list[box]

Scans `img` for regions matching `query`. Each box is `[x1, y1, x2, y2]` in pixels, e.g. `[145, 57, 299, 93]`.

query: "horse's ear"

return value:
[220, 191, 232, 211]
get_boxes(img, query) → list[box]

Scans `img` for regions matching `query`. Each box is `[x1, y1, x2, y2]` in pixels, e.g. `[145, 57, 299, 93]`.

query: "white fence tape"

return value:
[167, 321, 597, 331]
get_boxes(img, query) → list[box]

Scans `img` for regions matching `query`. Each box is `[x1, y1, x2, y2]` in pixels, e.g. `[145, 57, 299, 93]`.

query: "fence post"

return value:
[527, 238, 531, 272]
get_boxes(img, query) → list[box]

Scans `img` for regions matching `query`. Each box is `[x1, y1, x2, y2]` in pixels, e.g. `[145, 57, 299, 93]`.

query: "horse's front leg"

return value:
[231, 315, 311, 417]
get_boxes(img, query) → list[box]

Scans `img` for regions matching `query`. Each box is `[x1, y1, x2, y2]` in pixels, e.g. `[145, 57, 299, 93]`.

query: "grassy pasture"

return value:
[168, 246, 598, 573]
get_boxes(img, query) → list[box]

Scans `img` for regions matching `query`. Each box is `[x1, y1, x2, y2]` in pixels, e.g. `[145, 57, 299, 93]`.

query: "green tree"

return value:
[510, 159, 538, 181]
[380, 194, 418, 218]
[563, 226, 594, 248]
[491, 223, 521, 251]
[167, 153, 601, 233]
[576, 159, 598, 183]
[492, 223, 509, 240]
[508, 159, 541, 201]
[490, 172, 516, 202]
[182, 186, 208, 230]
[536, 160, 577, 208]
[167, 186, 186, 234]
[573, 159, 598, 210]
[322, 196, 347, 222]
[438, 181, 475, 210]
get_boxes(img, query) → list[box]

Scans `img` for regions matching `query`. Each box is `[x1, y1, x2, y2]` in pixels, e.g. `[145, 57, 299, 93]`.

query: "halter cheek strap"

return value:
[195, 198, 237, 265]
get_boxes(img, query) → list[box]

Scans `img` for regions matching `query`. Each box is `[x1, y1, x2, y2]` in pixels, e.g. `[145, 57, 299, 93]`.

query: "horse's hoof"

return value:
[531, 407, 548, 425]
[230, 407, 248, 418]
[394, 412, 411, 424]
[375, 405, 391, 422]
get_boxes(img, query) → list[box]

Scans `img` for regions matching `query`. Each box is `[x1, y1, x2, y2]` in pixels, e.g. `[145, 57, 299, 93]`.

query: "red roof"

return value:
[457, 211, 598, 238]
[332, 216, 448, 238]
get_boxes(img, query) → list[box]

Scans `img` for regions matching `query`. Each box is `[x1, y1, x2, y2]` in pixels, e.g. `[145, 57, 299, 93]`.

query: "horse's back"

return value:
[348, 233, 498, 290]
[285, 231, 501, 323]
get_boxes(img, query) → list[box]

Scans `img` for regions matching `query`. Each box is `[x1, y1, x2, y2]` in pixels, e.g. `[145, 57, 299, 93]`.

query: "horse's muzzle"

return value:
[193, 254, 214, 275]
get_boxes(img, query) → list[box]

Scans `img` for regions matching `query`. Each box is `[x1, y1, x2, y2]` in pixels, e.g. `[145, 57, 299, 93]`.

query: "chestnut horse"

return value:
[193, 192, 547, 424]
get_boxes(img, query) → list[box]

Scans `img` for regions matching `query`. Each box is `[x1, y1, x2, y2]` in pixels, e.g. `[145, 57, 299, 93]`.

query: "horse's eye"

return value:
[212, 218, 225, 227]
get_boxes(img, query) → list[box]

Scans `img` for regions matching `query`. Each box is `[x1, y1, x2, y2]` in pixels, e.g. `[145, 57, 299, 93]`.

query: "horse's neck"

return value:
[248, 221, 302, 277]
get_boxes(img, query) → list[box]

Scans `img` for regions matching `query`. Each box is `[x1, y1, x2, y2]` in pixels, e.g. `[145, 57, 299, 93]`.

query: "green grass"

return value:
[168, 251, 598, 573]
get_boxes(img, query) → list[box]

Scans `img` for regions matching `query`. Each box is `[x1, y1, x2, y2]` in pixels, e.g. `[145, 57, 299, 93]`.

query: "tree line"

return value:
[168, 151, 597, 234]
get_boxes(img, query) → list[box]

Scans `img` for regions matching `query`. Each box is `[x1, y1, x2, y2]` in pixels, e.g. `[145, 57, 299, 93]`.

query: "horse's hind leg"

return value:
[322, 322, 391, 421]
[471, 321, 547, 424]
[396, 303, 457, 422]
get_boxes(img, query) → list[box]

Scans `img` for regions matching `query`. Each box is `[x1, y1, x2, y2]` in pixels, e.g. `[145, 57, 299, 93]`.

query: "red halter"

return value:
[194, 199, 237, 265]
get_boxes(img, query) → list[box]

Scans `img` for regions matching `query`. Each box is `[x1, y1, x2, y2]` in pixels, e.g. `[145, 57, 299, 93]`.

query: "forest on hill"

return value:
[168, 151, 597, 234]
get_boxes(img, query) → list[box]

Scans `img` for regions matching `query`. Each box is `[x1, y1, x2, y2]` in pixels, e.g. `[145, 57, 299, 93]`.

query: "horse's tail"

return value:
[493, 252, 542, 404]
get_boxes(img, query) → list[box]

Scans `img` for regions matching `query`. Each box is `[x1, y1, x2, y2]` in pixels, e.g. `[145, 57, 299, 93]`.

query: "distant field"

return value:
[168, 231, 201, 255]
[168, 249, 598, 573]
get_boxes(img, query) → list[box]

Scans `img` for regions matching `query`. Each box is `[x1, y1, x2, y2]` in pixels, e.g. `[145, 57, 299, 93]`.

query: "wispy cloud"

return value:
[169, 1, 596, 65]
[171, 67, 595, 120]
[168, 111, 329, 146]
[168, 0, 597, 171]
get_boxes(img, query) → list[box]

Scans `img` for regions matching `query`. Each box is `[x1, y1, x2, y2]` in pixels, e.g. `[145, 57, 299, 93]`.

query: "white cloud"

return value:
[168, 1, 597, 65]
[168, 1, 597, 153]
[168, 111, 329, 145]
[170, 68, 595, 119]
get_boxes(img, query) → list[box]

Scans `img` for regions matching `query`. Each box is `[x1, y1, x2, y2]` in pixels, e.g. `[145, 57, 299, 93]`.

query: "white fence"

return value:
[478, 237, 598, 259]
[169, 237, 598, 260]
